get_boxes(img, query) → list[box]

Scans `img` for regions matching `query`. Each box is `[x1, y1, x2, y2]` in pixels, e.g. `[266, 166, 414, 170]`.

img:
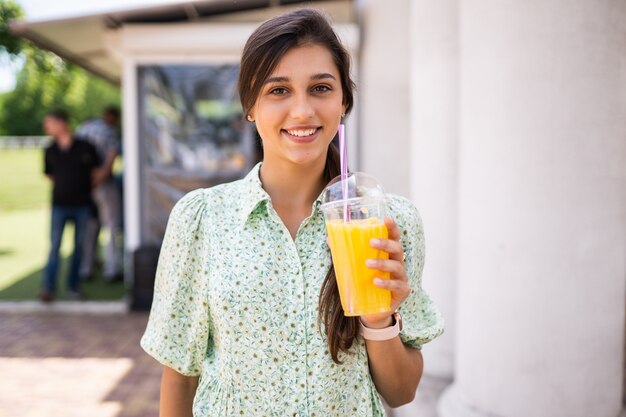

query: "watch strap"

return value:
[359, 310, 402, 341]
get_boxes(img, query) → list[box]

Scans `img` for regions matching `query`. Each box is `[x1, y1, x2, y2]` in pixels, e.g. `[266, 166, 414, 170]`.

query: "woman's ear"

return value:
[247, 106, 256, 122]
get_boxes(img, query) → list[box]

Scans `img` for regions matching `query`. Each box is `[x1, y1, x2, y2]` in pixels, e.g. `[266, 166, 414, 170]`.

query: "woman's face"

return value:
[249, 43, 346, 166]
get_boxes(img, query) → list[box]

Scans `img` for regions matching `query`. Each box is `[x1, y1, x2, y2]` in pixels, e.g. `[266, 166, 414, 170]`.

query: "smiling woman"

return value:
[140, 8, 443, 417]
[249, 44, 345, 165]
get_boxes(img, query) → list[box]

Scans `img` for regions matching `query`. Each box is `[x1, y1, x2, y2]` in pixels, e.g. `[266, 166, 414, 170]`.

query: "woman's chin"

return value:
[284, 149, 326, 166]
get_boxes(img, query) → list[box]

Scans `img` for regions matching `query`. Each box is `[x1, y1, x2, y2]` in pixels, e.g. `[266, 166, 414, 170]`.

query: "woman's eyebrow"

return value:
[264, 76, 289, 84]
[311, 73, 336, 81]
[264, 73, 337, 84]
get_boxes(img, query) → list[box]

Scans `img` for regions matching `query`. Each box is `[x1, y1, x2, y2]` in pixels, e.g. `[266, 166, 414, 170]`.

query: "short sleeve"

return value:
[140, 189, 212, 376]
[102, 127, 119, 155]
[388, 195, 444, 350]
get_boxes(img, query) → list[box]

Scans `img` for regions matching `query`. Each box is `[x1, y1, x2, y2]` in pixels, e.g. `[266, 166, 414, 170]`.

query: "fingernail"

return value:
[373, 278, 384, 285]
[365, 259, 376, 267]
[370, 238, 380, 246]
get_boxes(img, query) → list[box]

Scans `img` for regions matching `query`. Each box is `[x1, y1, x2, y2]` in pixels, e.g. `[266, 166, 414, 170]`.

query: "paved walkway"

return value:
[0, 309, 447, 417]
[0, 311, 160, 417]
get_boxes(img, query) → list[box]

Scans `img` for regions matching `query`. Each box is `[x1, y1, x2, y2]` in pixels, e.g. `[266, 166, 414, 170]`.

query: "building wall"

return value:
[439, 0, 626, 416]
[409, 0, 459, 379]
[357, 0, 411, 197]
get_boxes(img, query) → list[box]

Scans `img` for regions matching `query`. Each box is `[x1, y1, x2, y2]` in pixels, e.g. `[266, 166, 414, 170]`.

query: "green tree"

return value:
[0, 0, 120, 135]
[0, 0, 23, 57]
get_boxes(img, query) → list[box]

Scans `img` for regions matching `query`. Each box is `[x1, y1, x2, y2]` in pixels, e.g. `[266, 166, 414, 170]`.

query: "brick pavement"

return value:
[0, 311, 161, 417]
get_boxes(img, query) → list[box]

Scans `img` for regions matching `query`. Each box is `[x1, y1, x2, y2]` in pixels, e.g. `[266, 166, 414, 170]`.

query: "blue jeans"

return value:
[43, 204, 91, 293]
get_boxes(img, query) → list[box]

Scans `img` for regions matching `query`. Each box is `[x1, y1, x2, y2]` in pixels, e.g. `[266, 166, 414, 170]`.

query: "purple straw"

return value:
[338, 124, 350, 222]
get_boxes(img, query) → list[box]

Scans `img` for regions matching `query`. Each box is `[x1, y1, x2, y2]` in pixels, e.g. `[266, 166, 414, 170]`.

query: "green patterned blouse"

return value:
[141, 162, 444, 417]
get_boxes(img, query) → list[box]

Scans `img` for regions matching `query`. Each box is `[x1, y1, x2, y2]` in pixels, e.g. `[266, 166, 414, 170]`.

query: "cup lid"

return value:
[320, 172, 386, 207]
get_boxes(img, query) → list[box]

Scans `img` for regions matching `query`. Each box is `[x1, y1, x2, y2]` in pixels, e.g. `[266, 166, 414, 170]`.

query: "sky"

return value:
[1, 0, 188, 92]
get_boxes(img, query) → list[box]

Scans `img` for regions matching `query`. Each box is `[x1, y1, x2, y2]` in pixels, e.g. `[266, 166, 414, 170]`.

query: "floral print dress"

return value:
[141, 162, 444, 417]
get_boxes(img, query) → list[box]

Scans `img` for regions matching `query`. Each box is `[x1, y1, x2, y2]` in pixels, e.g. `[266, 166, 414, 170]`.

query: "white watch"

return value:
[359, 310, 403, 341]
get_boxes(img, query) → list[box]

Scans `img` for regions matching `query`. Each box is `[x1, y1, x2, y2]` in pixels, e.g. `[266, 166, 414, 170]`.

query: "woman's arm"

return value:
[160, 366, 199, 417]
[363, 320, 423, 407]
[361, 217, 424, 407]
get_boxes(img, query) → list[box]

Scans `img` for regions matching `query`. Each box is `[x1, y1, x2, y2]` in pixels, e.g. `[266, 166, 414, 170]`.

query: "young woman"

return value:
[141, 8, 443, 417]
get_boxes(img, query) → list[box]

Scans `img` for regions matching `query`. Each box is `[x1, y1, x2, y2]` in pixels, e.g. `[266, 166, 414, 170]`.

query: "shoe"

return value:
[66, 290, 86, 301]
[38, 291, 54, 303]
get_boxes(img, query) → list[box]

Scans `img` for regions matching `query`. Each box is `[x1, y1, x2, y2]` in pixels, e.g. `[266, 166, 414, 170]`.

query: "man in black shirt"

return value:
[41, 110, 99, 302]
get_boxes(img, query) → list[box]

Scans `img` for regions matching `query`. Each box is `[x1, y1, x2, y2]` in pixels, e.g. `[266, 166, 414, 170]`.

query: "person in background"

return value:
[41, 109, 99, 302]
[77, 106, 123, 283]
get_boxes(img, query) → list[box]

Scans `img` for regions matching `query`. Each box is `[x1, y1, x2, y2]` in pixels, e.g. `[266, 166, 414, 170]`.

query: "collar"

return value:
[238, 162, 271, 225]
[238, 162, 325, 225]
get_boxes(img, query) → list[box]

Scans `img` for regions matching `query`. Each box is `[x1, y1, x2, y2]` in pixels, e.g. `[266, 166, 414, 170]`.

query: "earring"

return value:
[246, 115, 254, 122]
[341, 113, 346, 118]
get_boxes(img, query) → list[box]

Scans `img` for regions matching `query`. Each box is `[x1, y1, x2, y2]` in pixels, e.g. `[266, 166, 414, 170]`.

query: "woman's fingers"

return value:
[373, 277, 410, 293]
[366, 258, 407, 279]
[364, 218, 412, 308]
[369, 237, 403, 259]
[369, 217, 405, 263]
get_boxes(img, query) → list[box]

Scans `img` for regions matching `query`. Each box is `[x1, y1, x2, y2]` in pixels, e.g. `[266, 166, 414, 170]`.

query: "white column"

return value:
[439, 1, 626, 417]
[357, 0, 411, 195]
[408, 0, 459, 379]
[121, 57, 141, 254]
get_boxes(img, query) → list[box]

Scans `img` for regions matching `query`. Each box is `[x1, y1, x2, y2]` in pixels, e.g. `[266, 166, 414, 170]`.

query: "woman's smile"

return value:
[282, 125, 322, 143]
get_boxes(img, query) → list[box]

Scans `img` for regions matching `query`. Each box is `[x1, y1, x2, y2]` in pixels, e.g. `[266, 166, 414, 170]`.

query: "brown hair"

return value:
[238, 8, 357, 363]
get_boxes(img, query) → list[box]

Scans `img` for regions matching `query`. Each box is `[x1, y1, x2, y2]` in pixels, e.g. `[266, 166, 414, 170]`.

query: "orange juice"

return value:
[326, 217, 391, 316]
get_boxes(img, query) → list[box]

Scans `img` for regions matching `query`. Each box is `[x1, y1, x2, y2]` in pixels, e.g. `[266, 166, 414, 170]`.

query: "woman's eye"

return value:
[269, 87, 288, 95]
[313, 85, 331, 93]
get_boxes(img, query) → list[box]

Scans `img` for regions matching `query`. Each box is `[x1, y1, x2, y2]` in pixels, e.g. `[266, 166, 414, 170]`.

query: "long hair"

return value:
[319, 142, 359, 363]
[238, 8, 357, 363]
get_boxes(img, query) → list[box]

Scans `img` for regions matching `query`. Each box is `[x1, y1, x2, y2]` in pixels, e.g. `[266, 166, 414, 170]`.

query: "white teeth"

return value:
[286, 128, 317, 137]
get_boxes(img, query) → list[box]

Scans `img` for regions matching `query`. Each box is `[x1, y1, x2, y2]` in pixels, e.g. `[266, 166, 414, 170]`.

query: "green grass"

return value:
[0, 148, 51, 212]
[0, 149, 126, 301]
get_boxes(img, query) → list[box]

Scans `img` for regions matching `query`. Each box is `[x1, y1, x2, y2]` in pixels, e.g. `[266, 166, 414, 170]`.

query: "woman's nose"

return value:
[289, 93, 315, 119]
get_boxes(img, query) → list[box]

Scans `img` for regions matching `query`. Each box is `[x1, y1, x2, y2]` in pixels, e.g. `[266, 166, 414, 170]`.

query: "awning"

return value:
[9, 0, 351, 85]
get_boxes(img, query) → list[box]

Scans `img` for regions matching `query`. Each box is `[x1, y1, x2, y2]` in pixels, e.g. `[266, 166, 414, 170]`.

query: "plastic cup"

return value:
[320, 172, 391, 316]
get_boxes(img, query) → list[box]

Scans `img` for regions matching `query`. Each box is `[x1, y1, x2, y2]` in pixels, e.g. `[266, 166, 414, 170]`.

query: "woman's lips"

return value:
[282, 127, 321, 143]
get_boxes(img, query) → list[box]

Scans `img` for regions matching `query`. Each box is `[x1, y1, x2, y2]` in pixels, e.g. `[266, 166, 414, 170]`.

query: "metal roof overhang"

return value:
[9, 0, 351, 85]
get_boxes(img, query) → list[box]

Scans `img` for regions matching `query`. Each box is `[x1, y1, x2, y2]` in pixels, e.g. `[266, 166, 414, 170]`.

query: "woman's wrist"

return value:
[359, 314, 394, 329]
[359, 311, 403, 341]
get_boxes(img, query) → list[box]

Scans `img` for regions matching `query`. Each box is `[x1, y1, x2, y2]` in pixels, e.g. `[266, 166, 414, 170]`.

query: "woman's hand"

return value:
[360, 216, 411, 329]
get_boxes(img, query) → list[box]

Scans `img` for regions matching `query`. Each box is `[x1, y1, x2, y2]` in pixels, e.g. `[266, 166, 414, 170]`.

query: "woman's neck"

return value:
[259, 155, 326, 211]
